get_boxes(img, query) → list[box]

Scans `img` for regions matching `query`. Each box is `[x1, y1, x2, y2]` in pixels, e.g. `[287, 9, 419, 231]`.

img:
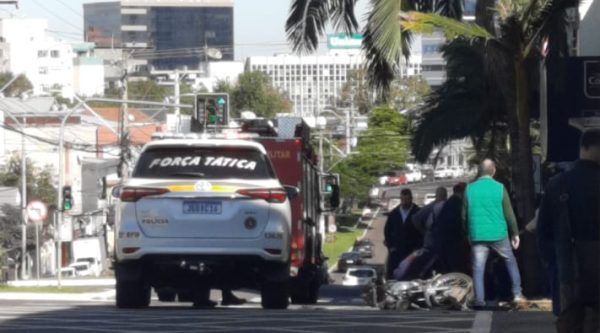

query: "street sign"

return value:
[26, 200, 48, 223]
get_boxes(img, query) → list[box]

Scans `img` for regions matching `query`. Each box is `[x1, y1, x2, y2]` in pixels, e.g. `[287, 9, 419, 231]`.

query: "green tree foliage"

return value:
[0, 155, 57, 262]
[389, 76, 430, 112]
[338, 70, 430, 116]
[333, 106, 409, 203]
[0, 155, 57, 208]
[214, 72, 292, 118]
[0, 73, 33, 97]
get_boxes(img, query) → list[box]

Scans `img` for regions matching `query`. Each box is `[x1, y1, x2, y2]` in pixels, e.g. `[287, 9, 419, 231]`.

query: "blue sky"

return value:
[5, 0, 369, 60]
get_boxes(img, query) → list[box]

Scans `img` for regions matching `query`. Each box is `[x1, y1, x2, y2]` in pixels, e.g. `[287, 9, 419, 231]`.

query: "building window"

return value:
[51, 50, 60, 58]
[38, 50, 48, 58]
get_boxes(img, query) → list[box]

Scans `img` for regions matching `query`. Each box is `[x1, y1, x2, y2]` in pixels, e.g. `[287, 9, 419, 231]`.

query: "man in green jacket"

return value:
[463, 159, 524, 308]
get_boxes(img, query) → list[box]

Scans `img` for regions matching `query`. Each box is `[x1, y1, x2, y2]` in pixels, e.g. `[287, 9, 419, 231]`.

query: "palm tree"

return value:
[285, 0, 464, 94]
[402, 0, 577, 295]
[401, 0, 577, 223]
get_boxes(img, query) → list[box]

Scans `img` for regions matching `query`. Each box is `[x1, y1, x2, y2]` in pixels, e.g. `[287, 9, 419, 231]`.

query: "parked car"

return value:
[337, 252, 364, 273]
[449, 166, 465, 178]
[368, 187, 383, 207]
[59, 267, 76, 278]
[405, 168, 423, 183]
[434, 167, 451, 179]
[73, 257, 102, 277]
[68, 262, 93, 277]
[342, 267, 377, 287]
[353, 239, 374, 259]
[385, 171, 407, 186]
[423, 193, 436, 205]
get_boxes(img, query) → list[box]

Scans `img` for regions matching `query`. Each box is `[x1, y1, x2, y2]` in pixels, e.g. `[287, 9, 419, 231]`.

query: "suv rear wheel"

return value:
[116, 277, 151, 308]
[261, 281, 289, 309]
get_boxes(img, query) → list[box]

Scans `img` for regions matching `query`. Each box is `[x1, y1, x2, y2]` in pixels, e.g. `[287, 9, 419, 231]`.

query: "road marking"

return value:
[470, 311, 492, 333]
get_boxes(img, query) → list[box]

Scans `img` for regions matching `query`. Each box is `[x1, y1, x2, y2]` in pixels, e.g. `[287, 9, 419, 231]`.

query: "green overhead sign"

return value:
[327, 34, 363, 49]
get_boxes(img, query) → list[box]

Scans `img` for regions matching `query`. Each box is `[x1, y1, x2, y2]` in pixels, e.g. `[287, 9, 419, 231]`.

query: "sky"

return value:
[4, 0, 369, 61]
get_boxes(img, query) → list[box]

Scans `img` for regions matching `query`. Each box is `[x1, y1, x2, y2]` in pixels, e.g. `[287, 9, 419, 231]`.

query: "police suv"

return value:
[113, 134, 294, 309]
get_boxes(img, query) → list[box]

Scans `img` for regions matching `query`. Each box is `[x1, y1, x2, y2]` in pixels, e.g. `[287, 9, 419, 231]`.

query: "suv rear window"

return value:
[133, 146, 275, 180]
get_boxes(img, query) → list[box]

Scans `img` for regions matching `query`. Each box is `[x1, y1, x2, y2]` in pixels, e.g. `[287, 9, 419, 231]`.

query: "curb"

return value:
[0, 289, 115, 302]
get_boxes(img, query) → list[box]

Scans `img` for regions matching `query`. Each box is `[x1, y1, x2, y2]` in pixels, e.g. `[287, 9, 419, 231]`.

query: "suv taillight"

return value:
[236, 188, 287, 203]
[120, 187, 170, 202]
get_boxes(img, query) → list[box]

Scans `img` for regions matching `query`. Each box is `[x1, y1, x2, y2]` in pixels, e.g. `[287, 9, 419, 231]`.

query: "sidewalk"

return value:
[0, 278, 116, 302]
[6, 278, 115, 288]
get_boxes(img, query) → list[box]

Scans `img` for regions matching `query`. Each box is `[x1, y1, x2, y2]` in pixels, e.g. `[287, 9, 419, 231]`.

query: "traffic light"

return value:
[62, 186, 73, 211]
[320, 174, 340, 211]
[194, 93, 229, 131]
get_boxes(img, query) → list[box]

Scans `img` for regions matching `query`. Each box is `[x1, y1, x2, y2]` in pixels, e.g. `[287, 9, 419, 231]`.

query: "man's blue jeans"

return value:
[471, 238, 523, 306]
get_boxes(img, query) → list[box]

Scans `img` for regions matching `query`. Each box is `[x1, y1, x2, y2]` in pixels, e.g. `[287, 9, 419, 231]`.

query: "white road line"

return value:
[470, 311, 492, 333]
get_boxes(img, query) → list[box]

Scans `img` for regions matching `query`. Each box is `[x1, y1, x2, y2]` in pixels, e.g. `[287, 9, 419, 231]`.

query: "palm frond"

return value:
[330, 0, 360, 35]
[360, 0, 407, 95]
[286, 0, 332, 54]
[401, 11, 493, 41]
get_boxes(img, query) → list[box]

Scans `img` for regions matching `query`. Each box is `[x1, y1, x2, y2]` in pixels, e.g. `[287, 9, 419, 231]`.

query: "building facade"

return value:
[84, 0, 234, 71]
[0, 18, 76, 98]
[246, 51, 364, 117]
[246, 33, 424, 117]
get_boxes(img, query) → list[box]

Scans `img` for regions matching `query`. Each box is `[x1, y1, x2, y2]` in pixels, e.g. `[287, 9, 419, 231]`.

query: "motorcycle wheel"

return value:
[427, 273, 473, 309]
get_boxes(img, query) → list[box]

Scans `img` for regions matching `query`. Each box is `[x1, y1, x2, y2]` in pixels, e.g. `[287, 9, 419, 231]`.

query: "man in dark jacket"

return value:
[537, 129, 600, 333]
[432, 182, 470, 274]
[384, 188, 421, 279]
[392, 187, 447, 280]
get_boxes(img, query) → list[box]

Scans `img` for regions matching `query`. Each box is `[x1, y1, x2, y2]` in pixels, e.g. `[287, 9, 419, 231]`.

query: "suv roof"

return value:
[144, 139, 267, 154]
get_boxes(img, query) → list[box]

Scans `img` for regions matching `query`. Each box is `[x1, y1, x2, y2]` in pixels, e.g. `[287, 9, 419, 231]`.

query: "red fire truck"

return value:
[251, 118, 339, 303]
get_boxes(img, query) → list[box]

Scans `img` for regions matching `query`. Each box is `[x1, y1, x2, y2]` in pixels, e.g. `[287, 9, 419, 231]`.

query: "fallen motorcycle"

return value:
[363, 273, 474, 311]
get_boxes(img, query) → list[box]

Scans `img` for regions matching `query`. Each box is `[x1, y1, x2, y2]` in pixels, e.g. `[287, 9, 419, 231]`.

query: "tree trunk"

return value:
[475, 0, 496, 34]
[510, 59, 542, 296]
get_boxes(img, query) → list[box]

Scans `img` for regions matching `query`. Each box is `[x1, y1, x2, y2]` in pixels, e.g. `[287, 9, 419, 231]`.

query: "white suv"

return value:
[113, 138, 293, 309]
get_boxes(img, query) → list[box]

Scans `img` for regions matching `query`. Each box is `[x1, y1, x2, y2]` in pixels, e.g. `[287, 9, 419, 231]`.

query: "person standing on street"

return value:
[537, 129, 600, 333]
[433, 182, 470, 274]
[384, 188, 421, 279]
[393, 187, 447, 280]
[462, 159, 524, 308]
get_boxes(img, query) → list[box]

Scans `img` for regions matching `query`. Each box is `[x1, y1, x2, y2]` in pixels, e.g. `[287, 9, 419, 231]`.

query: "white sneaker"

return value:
[513, 295, 527, 303]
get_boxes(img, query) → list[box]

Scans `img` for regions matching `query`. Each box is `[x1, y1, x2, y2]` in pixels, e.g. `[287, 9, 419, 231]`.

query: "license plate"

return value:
[346, 260, 354, 264]
[182, 201, 222, 215]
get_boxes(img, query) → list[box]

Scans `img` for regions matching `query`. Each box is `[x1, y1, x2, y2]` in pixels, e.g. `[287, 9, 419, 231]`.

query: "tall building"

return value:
[83, 0, 234, 71]
[247, 34, 422, 117]
[0, 18, 82, 98]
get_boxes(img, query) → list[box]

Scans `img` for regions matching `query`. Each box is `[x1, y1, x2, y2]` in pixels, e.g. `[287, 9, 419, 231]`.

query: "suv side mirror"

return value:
[283, 185, 300, 200]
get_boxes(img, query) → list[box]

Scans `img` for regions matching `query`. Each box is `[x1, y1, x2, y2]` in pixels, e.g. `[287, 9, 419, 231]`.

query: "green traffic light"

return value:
[63, 201, 72, 211]
[209, 115, 217, 124]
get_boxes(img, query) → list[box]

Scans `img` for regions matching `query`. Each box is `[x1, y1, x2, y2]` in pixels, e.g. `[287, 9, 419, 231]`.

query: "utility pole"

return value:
[173, 69, 180, 132]
[345, 110, 351, 155]
[20, 117, 26, 280]
[119, 66, 129, 179]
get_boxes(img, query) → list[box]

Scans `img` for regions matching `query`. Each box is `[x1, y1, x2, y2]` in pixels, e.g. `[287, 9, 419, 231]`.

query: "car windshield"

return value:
[133, 146, 275, 180]
[349, 270, 374, 278]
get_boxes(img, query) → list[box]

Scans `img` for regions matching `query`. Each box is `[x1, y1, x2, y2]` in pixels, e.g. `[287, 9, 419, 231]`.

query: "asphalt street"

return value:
[0, 197, 556, 333]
